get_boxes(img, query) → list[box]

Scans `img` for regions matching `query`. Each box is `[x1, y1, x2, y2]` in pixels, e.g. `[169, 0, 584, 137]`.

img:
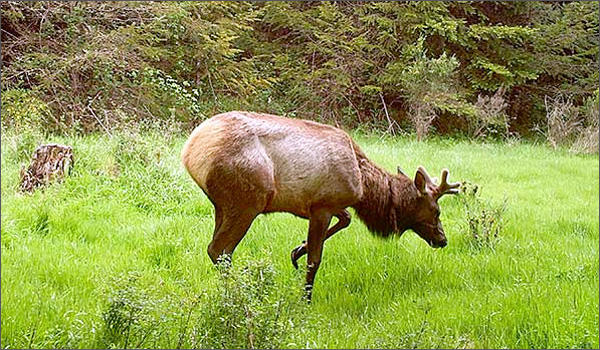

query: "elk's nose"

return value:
[439, 239, 447, 248]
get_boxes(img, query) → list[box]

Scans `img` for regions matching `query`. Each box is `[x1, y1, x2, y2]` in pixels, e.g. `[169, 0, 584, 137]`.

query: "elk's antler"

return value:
[435, 169, 460, 198]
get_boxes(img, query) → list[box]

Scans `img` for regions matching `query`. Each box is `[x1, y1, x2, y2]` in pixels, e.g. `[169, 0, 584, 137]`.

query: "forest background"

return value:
[1, 1, 598, 150]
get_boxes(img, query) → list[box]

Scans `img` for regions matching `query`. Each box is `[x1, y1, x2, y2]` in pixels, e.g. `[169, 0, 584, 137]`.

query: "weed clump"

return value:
[542, 93, 599, 154]
[99, 259, 309, 349]
[112, 130, 154, 169]
[3, 129, 46, 167]
[459, 181, 507, 249]
[472, 87, 511, 139]
[195, 257, 309, 349]
[100, 272, 169, 349]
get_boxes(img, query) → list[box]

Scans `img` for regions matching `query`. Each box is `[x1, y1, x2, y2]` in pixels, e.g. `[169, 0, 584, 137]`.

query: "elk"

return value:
[181, 111, 460, 300]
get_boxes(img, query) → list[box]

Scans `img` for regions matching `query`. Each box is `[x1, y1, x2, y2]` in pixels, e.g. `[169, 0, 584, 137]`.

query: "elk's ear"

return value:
[414, 169, 427, 194]
[397, 166, 405, 176]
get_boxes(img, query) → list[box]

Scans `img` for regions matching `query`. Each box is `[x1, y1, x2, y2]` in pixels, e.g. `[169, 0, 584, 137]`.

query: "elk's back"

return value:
[181, 111, 363, 216]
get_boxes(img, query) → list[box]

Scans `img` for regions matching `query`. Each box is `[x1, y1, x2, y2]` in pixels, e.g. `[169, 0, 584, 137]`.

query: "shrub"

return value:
[98, 259, 309, 349]
[541, 93, 599, 154]
[100, 272, 168, 349]
[459, 181, 507, 249]
[194, 257, 309, 349]
[1, 2, 262, 133]
[472, 87, 511, 139]
[1, 89, 54, 131]
[136, 67, 206, 125]
[570, 93, 599, 154]
[543, 94, 581, 149]
[379, 38, 468, 140]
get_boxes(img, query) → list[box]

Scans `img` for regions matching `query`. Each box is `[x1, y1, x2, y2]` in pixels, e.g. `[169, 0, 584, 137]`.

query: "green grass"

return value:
[1, 129, 598, 349]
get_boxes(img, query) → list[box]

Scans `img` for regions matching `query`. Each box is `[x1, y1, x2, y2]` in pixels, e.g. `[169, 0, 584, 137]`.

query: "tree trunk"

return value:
[20, 144, 74, 193]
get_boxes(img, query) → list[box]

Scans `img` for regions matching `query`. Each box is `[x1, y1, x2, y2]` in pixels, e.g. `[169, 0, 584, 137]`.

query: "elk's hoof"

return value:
[303, 284, 313, 303]
[290, 241, 306, 270]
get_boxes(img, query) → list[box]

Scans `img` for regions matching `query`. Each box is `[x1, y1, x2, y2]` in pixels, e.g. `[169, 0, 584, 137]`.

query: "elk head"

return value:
[409, 166, 460, 248]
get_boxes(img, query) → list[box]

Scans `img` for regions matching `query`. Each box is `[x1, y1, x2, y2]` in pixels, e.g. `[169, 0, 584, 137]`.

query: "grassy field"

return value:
[1, 129, 598, 349]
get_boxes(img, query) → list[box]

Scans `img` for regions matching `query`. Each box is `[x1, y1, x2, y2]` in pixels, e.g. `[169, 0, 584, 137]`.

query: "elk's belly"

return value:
[265, 176, 361, 217]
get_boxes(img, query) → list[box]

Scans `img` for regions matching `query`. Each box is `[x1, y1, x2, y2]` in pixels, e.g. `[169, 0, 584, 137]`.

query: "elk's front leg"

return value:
[304, 209, 333, 302]
[291, 209, 350, 269]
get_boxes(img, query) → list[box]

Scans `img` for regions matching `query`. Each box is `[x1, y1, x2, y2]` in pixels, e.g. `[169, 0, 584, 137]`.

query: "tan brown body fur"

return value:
[182, 111, 460, 299]
[183, 111, 363, 218]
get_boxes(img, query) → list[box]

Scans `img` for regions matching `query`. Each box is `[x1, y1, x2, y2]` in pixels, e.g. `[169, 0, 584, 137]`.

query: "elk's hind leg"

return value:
[204, 159, 274, 265]
[207, 207, 259, 264]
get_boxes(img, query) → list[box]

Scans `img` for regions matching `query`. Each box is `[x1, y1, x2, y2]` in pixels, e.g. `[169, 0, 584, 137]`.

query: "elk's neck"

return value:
[351, 156, 417, 237]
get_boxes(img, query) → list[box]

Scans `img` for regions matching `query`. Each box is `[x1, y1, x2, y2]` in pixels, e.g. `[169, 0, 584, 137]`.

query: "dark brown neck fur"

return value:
[350, 144, 418, 237]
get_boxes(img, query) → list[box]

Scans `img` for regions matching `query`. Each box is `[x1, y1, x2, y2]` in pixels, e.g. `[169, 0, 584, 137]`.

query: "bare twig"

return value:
[206, 64, 219, 106]
[87, 105, 112, 137]
[84, 91, 113, 136]
[379, 92, 396, 136]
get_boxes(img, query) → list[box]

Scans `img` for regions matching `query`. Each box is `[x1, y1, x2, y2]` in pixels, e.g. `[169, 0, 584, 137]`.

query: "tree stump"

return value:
[20, 144, 74, 193]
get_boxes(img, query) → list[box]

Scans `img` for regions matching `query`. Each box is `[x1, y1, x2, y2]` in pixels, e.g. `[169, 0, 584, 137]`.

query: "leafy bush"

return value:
[136, 67, 206, 125]
[100, 272, 168, 348]
[1, 89, 53, 131]
[459, 181, 507, 249]
[378, 37, 472, 140]
[195, 257, 308, 349]
[98, 259, 308, 349]
[99, 272, 199, 348]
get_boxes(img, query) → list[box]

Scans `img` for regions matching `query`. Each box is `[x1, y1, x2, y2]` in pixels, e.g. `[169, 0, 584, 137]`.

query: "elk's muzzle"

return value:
[429, 238, 447, 248]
